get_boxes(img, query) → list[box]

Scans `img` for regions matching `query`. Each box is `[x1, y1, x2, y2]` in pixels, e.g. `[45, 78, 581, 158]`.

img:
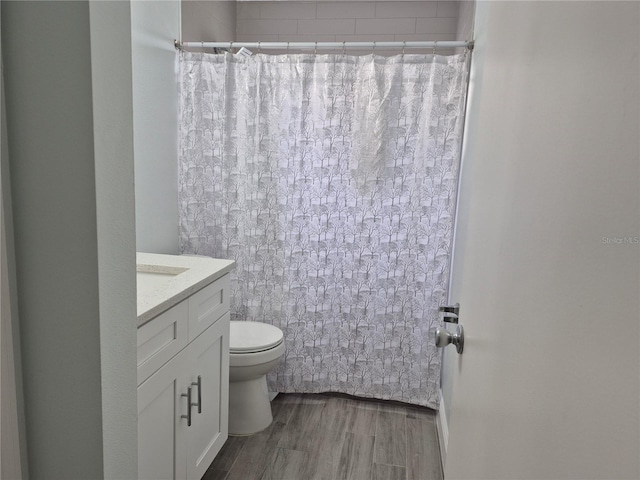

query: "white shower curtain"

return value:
[179, 51, 468, 408]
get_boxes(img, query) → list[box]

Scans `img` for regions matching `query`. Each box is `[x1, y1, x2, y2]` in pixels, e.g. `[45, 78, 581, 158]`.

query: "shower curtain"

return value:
[179, 51, 468, 408]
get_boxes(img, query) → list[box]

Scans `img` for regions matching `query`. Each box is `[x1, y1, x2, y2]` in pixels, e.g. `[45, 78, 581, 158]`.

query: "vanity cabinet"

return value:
[137, 273, 230, 480]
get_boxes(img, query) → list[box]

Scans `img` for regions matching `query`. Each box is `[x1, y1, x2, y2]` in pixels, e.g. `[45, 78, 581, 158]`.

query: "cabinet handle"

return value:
[191, 375, 202, 414]
[181, 386, 192, 426]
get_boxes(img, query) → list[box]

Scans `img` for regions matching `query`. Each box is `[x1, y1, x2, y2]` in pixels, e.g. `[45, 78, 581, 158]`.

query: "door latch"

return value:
[439, 303, 460, 323]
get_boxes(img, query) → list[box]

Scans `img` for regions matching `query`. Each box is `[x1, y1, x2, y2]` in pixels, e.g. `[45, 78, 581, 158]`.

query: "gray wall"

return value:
[236, 0, 461, 54]
[182, 0, 237, 42]
[1, 1, 137, 477]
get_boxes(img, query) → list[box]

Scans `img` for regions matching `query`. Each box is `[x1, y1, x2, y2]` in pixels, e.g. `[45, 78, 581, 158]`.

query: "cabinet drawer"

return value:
[137, 301, 188, 386]
[188, 274, 229, 341]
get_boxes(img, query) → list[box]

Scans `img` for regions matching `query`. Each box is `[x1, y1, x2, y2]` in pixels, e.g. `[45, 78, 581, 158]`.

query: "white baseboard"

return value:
[268, 391, 279, 401]
[436, 389, 448, 469]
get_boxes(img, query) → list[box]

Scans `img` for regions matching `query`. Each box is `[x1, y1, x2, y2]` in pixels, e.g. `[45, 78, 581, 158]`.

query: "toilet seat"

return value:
[229, 321, 284, 354]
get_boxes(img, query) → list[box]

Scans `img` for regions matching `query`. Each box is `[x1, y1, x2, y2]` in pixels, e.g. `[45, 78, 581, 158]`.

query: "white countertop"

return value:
[137, 253, 235, 327]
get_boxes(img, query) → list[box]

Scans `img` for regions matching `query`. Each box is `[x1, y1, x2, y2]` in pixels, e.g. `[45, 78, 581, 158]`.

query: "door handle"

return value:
[191, 375, 202, 414]
[181, 386, 193, 426]
[435, 325, 464, 354]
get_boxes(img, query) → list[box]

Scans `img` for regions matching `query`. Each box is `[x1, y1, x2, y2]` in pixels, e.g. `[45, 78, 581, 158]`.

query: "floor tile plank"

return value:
[406, 417, 443, 480]
[374, 409, 407, 466]
[336, 432, 375, 480]
[207, 435, 247, 472]
[303, 421, 346, 480]
[277, 402, 325, 451]
[261, 448, 308, 480]
[225, 421, 286, 480]
[201, 468, 228, 480]
[373, 463, 407, 480]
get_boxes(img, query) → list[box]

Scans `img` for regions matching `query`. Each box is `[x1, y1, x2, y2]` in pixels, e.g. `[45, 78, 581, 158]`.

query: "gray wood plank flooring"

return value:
[204, 393, 443, 480]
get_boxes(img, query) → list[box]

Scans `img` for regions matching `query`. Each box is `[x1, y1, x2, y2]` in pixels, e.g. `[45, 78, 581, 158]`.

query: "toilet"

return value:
[228, 321, 285, 435]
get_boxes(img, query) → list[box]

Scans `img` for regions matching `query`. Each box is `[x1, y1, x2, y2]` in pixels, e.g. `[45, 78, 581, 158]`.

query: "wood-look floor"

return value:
[203, 393, 443, 480]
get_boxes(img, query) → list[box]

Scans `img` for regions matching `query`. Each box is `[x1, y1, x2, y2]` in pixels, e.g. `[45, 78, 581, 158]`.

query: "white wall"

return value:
[89, 2, 139, 478]
[132, 1, 182, 254]
[1, 1, 138, 477]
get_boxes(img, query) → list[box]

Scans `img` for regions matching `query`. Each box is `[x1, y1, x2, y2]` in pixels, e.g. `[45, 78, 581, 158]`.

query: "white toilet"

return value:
[228, 321, 285, 435]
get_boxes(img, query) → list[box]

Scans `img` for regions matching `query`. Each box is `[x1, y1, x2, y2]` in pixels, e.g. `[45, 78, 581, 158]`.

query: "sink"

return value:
[136, 264, 189, 295]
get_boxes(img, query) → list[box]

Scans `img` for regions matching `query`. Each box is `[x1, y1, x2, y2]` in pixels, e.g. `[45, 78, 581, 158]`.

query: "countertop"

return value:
[137, 252, 235, 327]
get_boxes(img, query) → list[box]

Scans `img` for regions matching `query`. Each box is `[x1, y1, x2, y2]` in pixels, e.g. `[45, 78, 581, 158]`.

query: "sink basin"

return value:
[136, 253, 235, 326]
[136, 264, 189, 295]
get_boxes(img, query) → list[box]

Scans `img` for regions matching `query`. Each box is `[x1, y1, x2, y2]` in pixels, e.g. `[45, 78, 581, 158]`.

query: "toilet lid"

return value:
[229, 321, 284, 353]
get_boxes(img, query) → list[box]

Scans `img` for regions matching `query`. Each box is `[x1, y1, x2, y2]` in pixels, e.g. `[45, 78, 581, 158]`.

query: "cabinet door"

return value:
[138, 347, 190, 480]
[186, 312, 230, 480]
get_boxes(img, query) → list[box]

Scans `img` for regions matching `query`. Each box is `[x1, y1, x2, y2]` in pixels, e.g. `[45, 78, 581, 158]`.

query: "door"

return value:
[443, 2, 639, 479]
[186, 313, 230, 480]
[138, 347, 189, 480]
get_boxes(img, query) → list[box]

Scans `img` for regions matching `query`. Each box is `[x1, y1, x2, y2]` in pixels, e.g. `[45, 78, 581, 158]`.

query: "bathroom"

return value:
[0, 1, 638, 480]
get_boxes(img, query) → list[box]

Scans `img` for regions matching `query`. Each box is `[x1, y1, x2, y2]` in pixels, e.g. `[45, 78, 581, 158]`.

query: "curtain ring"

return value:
[343, 41, 346, 55]
[287, 42, 290, 53]
[372, 41, 376, 54]
[258, 41, 261, 54]
[432, 40, 437, 55]
[201, 41, 204, 50]
[229, 41, 233, 54]
[402, 41, 406, 56]
[314, 42, 318, 55]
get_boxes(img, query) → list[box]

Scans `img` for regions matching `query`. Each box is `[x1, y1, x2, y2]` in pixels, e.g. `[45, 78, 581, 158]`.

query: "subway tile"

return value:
[235, 34, 281, 44]
[237, 19, 298, 35]
[436, 0, 460, 18]
[297, 19, 356, 35]
[335, 34, 396, 43]
[356, 18, 416, 35]
[237, 2, 261, 20]
[278, 34, 337, 43]
[317, 2, 376, 19]
[394, 33, 458, 42]
[375, 1, 438, 18]
[259, 2, 317, 20]
[416, 17, 459, 34]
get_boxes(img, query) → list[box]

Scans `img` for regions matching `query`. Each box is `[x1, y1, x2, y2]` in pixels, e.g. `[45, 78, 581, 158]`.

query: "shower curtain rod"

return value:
[175, 40, 473, 51]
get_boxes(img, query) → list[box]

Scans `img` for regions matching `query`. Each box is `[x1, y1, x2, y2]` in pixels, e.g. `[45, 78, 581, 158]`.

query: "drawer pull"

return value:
[192, 375, 202, 414]
[181, 387, 192, 426]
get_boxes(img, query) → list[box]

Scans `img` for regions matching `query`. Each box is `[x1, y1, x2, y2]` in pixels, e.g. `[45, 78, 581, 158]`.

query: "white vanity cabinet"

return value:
[137, 271, 230, 480]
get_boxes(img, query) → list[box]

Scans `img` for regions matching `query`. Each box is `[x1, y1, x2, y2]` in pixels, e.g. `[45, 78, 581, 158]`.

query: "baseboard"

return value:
[268, 391, 279, 401]
[436, 389, 448, 469]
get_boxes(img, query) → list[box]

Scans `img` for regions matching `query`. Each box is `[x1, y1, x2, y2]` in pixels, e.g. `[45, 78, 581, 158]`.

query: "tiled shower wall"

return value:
[236, 1, 460, 44]
[182, 1, 473, 55]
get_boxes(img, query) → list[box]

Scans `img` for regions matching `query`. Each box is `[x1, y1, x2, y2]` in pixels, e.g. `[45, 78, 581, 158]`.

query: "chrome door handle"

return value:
[191, 376, 202, 414]
[435, 325, 464, 354]
[181, 386, 193, 426]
